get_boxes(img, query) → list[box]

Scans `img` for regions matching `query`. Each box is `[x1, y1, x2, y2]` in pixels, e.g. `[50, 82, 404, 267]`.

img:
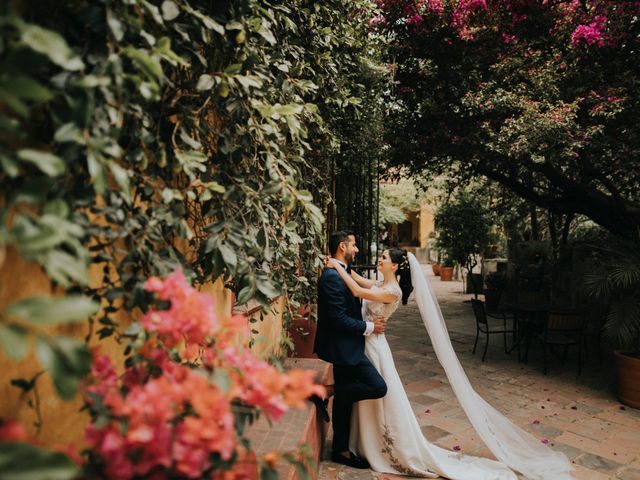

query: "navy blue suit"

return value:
[314, 267, 387, 453]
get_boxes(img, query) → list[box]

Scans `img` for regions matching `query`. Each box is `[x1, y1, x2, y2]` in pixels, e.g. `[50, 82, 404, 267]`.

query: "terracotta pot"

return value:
[614, 350, 640, 409]
[432, 263, 441, 276]
[440, 266, 454, 281]
[287, 305, 318, 359]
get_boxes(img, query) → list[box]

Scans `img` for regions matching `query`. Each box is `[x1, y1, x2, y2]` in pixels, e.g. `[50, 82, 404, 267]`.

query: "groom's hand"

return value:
[373, 317, 386, 334]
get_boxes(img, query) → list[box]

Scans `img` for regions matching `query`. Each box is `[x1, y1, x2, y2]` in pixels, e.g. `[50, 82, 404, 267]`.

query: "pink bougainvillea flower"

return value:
[0, 419, 28, 442]
[406, 13, 424, 25]
[453, 445, 461, 451]
[143, 269, 219, 347]
[571, 15, 607, 47]
[282, 369, 326, 408]
[84, 269, 326, 478]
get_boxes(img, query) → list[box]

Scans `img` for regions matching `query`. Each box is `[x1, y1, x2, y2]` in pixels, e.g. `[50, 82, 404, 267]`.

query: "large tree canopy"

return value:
[377, 0, 640, 238]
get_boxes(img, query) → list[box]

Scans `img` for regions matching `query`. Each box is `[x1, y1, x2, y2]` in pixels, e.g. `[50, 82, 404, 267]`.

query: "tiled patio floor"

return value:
[318, 266, 640, 480]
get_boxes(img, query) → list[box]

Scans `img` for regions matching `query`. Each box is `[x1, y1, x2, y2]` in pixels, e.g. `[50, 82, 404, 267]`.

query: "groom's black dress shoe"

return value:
[330, 451, 370, 469]
[308, 394, 330, 422]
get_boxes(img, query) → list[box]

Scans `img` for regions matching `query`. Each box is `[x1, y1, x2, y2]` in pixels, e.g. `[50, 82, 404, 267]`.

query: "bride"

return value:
[325, 248, 573, 480]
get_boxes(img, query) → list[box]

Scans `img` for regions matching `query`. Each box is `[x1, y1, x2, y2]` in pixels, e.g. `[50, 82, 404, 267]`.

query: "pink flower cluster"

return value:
[571, 15, 607, 46]
[142, 270, 220, 347]
[373, 0, 637, 49]
[407, 13, 424, 25]
[86, 356, 236, 479]
[219, 346, 323, 420]
[84, 269, 325, 479]
[370, 14, 387, 27]
[451, 0, 488, 40]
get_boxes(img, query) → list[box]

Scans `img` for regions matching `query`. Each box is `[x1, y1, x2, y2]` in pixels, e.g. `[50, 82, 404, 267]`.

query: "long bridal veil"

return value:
[407, 253, 574, 480]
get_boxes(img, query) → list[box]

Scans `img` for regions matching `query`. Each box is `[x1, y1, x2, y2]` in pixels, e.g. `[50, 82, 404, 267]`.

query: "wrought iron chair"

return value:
[536, 311, 584, 375]
[471, 299, 516, 362]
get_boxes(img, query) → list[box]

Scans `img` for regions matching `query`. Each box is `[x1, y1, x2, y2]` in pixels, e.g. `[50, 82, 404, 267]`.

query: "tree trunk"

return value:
[530, 204, 540, 240]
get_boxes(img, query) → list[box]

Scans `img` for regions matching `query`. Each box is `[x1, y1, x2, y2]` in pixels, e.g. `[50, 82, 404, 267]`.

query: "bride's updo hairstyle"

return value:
[389, 248, 413, 305]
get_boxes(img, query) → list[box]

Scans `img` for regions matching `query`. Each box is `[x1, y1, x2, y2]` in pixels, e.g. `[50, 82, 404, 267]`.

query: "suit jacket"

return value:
[314, 267, 367, 366]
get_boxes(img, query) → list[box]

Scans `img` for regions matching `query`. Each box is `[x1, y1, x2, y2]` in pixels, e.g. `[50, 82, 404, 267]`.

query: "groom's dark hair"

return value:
[329, 230, 352, 256]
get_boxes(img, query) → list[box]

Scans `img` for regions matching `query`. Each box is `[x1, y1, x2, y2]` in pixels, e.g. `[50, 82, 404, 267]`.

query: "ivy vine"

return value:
[0, 0, 387, 399]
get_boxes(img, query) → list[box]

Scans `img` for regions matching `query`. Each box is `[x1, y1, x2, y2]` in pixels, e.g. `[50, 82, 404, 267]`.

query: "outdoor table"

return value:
[503, 301, 551, 363]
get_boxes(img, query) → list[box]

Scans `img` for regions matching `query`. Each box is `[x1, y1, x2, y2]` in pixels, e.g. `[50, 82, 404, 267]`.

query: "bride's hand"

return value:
[325, 257, 340, 270]
[373, 317, 386, 334]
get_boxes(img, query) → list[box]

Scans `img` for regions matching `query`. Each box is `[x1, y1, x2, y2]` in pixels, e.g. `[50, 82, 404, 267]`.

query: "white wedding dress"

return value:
[348, 254, 574, 480]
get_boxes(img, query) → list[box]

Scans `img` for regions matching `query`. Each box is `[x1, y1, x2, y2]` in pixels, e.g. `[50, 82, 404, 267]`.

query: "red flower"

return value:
[0, 420, 28, 442]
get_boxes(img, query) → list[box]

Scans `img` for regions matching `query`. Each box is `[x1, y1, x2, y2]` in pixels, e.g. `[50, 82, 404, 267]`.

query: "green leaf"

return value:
[87, 153, 107, 194]
[199, 182, 225, 198]
[296, 189, 313, 202]
[0, 324, 28, 361]
[256, 280, 279, 299]
[42, 199, 70, 218]
[236, 286, 254, 305]
[125, 48, 164, 81]
[258, 26, 277, 45]
[175, 150, 207, 180]
[184, 5, 225, 35]
[235, 75, 263, 91]
[196, 74, 215, 91]
[106, 10, 124, 41]
[36, 336, 91, 399]
[219, 243, 237, 268]
[179, 129, 202, 150]
[0, 87, 29, 117]
[40, 250, 89, 286]
[0, 75, 53, 103]
[5, 295, 99, 325]
[141, 0, 165, 25]
[226, 21, 243, 31]
[16, 150, 65, 177]
[224, 64, 243, 74]
[53, 123, 85, 144]
[20, 23, 84, 71]
[213, 369, 232, 393]
[0, 441, 79, 480]
[109, 162, 132, 204]
[0, 153, 19, 177]
[260, 466, 279, 480]
[162, 188, 182, 203]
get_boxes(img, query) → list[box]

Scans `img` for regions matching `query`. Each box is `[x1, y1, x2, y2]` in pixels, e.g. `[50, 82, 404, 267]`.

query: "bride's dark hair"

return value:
[388, 248, 413, 305]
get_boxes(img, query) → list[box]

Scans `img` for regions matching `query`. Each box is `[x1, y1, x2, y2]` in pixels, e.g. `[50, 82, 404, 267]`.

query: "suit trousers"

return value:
[331, 357, 387, 453]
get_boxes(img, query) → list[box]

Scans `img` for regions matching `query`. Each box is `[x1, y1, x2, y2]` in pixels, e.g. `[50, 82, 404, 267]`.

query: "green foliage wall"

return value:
[0, 0, 385, 389]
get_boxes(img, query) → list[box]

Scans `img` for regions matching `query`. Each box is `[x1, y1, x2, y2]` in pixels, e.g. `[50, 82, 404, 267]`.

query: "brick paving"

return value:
[318, 266, 640, 480]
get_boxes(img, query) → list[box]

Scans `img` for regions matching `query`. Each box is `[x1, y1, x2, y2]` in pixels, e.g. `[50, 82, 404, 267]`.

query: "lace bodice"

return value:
[362, 282, 402, 322]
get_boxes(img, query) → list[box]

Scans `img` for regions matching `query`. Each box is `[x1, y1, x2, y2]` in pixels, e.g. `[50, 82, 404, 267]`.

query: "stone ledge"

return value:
[244, 357, 332, 480]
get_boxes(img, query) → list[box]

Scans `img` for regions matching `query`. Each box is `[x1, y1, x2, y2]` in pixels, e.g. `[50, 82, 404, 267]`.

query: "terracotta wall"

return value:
[419, 204, 435, 248]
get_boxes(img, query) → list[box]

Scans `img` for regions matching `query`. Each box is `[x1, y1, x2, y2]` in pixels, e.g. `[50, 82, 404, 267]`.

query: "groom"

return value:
[314, 230, 387, 469]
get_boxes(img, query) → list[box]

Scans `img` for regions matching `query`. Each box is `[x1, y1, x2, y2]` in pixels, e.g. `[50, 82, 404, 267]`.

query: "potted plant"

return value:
[432, 263, 441, 276]
[484, 271, 507, 312]
[584, 241, 640, 408]
[439, 257, 454, 281]
[287, 303, 318, 358]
